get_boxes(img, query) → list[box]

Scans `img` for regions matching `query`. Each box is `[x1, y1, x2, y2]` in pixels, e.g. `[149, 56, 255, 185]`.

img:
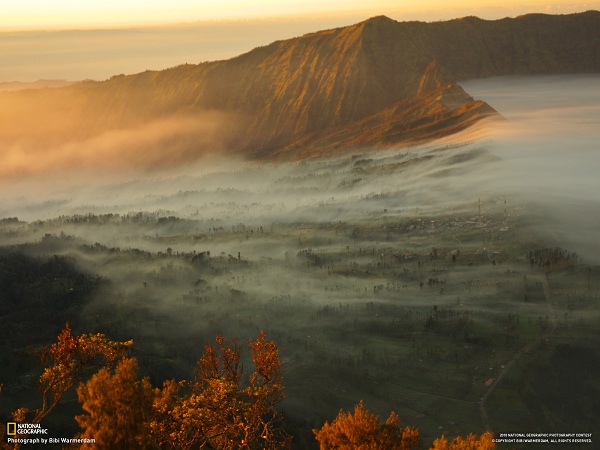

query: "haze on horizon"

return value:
[4, 0, 596, 30]
[1, 1, 598, 83]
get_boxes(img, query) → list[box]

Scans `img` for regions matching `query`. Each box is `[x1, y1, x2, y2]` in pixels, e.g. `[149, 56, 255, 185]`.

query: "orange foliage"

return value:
[313, 400, 419, 449]
[74, 358, 154, 449]
[36, 323, 133, 422]
[152, 331, 290, 450]
[430, 431, 495, 450]
[0, 325, 496, 450]
[1, 324, 132, 450]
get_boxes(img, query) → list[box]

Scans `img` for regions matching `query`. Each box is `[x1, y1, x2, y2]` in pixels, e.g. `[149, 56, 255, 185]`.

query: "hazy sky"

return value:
[3, 0, 598, 29]
[1, 1, 599, 82]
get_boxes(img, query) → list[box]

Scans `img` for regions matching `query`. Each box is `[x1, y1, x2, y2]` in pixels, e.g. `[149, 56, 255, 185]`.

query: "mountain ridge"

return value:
[1, 11, 598, 165]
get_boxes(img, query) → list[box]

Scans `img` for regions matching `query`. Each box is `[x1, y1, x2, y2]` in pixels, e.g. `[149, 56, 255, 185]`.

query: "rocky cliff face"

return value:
[1, 12, 598, 163]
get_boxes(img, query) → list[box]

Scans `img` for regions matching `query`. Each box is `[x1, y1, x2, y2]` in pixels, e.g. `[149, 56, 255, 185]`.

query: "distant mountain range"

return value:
[0, 80, 75, 92]
[1, 11, 599, 162]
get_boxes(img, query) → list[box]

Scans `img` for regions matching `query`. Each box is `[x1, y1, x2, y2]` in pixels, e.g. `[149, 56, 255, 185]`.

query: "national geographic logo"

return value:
[6, 422, 97, 446]
[6, 422, 49, 435]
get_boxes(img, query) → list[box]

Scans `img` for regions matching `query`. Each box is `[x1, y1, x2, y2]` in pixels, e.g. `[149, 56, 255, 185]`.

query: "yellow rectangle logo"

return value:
[7, 423, 16, 435]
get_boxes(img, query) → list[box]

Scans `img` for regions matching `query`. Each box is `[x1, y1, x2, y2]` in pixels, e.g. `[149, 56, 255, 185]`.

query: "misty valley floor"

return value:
[2, 134, 600, 447]
[1, 73, 600, 449]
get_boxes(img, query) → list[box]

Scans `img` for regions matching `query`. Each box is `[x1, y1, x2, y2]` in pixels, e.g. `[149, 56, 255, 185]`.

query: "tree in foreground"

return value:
[150, 331, 291, 449]
[74, 357, 155, 450]
[1, 324, 132, 450]
[73, 330, 290, 449]
[2, 325, 494, 450]
[313, 400, 420, 450]
[34, 323, 133, 423]
[430, 431, 495, 450]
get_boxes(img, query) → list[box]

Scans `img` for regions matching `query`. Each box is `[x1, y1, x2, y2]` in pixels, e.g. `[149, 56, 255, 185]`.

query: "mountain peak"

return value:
[360, 15, 399, 33]
[1, 11, 598, 163]
[363, 15, 396, 24]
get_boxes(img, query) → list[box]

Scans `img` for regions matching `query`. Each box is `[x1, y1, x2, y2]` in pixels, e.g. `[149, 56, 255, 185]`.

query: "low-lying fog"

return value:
[2, 74, 599, 437]
[461, 74, 600, 263]
[0, 75, 600, 258]
[0, 75, 598, 263]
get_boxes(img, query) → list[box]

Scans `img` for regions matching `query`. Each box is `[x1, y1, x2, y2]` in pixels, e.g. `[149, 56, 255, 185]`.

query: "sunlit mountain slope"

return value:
[0, 12, 598, 169]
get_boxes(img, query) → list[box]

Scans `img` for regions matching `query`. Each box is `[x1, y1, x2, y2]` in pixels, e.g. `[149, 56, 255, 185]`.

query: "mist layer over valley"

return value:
[461, 75, 600, 263]
[2, 76, 600, 445]
[2, 76, 598, 260]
